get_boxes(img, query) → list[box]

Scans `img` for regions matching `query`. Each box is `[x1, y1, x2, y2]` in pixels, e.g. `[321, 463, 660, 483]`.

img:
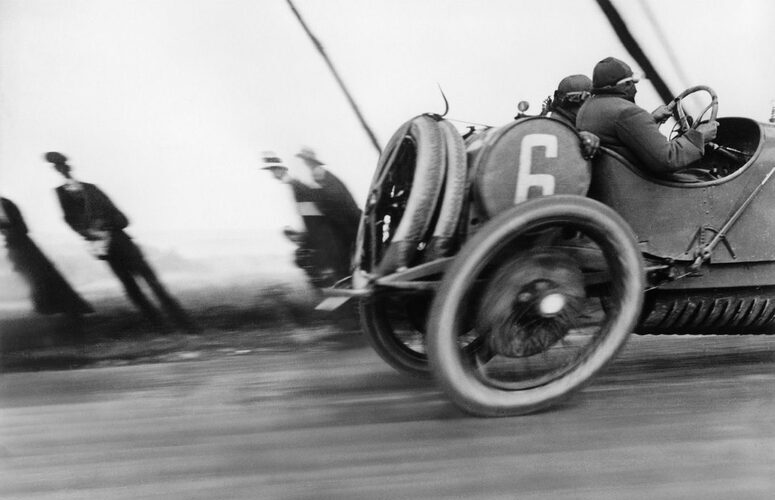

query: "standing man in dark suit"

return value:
[1, 195, 93, 333]
[44, 152, 199, 333]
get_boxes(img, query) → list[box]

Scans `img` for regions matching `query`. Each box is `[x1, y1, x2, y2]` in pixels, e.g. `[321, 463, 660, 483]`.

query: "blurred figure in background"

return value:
[261, 150, 358, 288]
[295, 147, 361, 255]
[44, 152, 199, 333]
[0, 195, 93, 335]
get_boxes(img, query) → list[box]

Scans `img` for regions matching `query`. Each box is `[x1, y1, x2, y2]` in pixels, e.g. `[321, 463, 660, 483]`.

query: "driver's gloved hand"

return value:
[651, 104, 672, 124]
[697, 121, 719, 143]
[579, 131, 600, 159]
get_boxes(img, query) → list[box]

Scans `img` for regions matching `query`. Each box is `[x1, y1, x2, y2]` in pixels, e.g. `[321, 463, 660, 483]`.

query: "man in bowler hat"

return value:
[45, 152, 199, 333]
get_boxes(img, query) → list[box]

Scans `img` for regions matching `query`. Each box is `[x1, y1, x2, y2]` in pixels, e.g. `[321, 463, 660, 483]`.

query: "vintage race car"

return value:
[326, 86, 775, 417]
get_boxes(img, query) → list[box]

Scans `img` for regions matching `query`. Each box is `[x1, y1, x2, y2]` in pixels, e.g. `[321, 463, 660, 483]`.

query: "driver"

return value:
[576, 57, 718, 178]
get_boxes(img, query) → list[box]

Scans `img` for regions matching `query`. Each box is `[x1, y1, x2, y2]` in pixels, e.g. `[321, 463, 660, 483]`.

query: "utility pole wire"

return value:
[635, 0, 704, 111]
[596, 0, 674, 104]
[286, 0, 382, 155]
[635, 0, 692, 90]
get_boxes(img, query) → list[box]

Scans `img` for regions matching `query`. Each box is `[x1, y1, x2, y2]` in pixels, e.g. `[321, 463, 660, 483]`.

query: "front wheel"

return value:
[427, 196, 644, 417]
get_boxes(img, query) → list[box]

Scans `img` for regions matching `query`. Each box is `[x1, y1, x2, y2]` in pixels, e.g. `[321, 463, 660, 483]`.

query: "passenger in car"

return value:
[545, 74, 600, 159]
[545, 74, 592, 127]
[576, 57, 718, 179]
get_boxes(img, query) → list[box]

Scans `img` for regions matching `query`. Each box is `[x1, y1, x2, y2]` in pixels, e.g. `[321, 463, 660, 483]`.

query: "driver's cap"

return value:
[557, 74, 592, 94]
[592, 57, 639, 89]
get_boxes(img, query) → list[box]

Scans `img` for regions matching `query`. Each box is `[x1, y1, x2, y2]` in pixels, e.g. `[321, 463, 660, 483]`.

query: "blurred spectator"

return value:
[0, 195, 93, 333]
[295, 147, 361, 253]
[261, 150, 359, 287]
[44, 152, 199, 333]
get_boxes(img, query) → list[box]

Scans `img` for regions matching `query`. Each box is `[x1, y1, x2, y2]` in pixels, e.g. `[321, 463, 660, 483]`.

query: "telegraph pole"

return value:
[286, 0, 382, 155]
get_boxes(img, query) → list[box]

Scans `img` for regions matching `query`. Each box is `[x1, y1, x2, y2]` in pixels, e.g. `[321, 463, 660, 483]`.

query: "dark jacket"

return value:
[548, 106, 578, 128]
[55, 182, 129, 239]
[288, 179, 323, 216]
[314, 169, 361, 247]
[1, 197, 93, 315]
[576, 93, 705, 174]
[0, 196, 28, 240]
[287, 178, 351, 284]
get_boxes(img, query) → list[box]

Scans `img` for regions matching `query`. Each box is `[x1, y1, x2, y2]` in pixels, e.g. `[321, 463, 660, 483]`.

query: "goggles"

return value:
[559, 90, 591, 103]
[615, 75, 640, 85]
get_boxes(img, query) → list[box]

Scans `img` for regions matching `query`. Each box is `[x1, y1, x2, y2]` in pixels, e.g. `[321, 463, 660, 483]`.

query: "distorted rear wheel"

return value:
[359, 294, 432, 378]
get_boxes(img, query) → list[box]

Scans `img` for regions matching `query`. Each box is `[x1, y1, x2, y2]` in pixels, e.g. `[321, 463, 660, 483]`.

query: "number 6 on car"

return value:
[474, 118, 589, 219]
[514, 133, 557, 203]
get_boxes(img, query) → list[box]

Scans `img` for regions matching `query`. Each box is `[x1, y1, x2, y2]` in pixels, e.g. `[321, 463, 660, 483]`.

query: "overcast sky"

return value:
[1, 0, 774, 252]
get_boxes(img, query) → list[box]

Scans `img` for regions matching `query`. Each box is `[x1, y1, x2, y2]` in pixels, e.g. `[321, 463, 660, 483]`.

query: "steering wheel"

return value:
[665, 85, 718, 137]
[665, 85, 740, 180]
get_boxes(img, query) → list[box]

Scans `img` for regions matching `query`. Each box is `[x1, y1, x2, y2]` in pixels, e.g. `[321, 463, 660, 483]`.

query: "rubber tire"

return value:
[424, 119, 468, 260]
[427, 195, 644, 417]
[372, 115, 446, 275]
[359, 295, 432, 379]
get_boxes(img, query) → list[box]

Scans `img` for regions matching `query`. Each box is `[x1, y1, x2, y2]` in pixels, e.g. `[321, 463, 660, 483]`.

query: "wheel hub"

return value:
[476, 251, 585, 358]
[538, 292, 566, 317]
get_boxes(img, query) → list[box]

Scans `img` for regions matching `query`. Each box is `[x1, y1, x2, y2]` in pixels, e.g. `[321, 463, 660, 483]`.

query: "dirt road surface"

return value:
[2, 331, 775, 499]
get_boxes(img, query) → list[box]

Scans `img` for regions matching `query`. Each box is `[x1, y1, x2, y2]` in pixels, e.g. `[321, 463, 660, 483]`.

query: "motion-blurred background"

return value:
[1, 0, 773, 315]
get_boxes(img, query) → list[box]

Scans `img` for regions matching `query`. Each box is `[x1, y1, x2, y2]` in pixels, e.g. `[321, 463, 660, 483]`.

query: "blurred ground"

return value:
[0, 231, 362, 372]
[1, 331, 774, 499]
[0, 279, 361, 373]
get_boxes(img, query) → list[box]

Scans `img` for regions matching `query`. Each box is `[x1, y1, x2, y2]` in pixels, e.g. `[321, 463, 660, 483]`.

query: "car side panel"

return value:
[590, 119, 775, 264]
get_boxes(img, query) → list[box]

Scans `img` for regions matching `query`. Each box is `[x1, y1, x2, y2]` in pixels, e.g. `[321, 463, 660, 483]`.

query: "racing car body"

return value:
[332, 87, 775, 417]
[596, 116, 775, 334]
[595, 117, 772, 266]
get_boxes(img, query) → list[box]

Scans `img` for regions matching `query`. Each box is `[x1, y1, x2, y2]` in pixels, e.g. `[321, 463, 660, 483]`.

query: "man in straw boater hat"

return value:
[44, 151, 199, 333]
[0, 194, 93, 338]
[576, 56, 718, 180]
[260, 150, 356, 287]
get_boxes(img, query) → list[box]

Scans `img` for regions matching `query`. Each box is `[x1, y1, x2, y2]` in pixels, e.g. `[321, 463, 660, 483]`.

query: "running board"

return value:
[315, 257, 454, 311]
